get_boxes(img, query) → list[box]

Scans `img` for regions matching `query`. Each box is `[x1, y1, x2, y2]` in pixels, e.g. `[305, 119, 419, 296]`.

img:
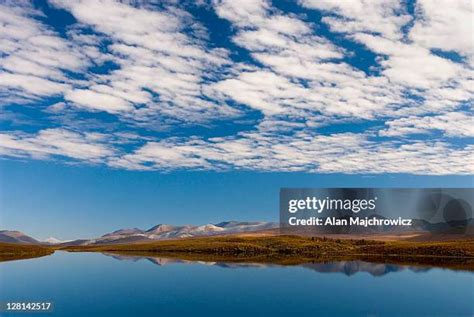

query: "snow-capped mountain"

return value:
[43, 237, 72, 245]
[67, 221, 278, 246]
[102, 228, 145, 237]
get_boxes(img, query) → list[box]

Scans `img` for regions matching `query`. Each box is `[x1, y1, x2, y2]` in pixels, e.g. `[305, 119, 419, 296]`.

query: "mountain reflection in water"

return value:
[103, 253, 431, 277]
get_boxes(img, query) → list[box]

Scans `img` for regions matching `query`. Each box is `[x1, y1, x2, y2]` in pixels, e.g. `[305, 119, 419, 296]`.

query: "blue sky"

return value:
[1, 159, 472, 240]
[0, 1, 472, 239]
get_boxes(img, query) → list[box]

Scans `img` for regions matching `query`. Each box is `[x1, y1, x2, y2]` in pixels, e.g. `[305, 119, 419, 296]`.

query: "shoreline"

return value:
[0, 242, 54, 262]
[2, 235, 474, 271]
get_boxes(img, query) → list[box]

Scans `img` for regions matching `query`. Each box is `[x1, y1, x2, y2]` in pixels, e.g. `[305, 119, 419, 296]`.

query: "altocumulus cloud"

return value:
[0, 0, 472, 174]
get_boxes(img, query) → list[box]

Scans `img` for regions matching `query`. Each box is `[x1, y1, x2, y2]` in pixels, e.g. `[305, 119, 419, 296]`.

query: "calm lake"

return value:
[0, 251, 473, 316]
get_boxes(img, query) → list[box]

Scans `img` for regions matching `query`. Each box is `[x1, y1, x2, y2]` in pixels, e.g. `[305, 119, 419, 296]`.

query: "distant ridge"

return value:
[0, 230, 40, 244]
[0, 221, 278, 246]
[2, 218, 473, 247]
[66, 221, 278, 246]
[102, 228, 144, 237]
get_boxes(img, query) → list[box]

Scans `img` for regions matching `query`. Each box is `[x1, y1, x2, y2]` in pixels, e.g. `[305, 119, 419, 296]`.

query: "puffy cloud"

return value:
[65, 89, 133, 113]
[0, 4, 89, 103]
[300, 0, 411, 40]
[299, 0, 473, 129]
[0, 128, 114, 162]
[2, 126, 471, 174]
[51, 0, 236, 119]
[410, 0, 473, 61]
[0, 0, 472, 175]
[353, 33, 465, 89]
[110, 131, 474, 175]
[0, 73, 67, 96]
[381, 112, 474, 137]
[210, 0, 407, 121]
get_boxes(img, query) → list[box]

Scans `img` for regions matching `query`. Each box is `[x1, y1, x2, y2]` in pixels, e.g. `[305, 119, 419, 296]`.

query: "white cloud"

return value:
[0, 72, 67, 96]
[300, 0, 473, 116]
[353, 33, 464, 89]
[50, 0, 236, 120]
[410, 0, 473, 61]
[65, 89, 133, 113]
[0, 4, 89, 103]
[381, 112, 474, 137]
[300, 0, 411, 40]
[0, 128, 114, 162]
[110, 131, 474, 175]
[209, 0, 409, 122]
[2, 126, 471, 174]
[0, 0, 472, 175]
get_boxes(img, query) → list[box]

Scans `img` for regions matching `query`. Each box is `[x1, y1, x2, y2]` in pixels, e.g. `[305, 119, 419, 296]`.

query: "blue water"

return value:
[0, 252, 473, 316]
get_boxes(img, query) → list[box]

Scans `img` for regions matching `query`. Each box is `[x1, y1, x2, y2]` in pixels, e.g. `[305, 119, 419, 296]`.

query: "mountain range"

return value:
[1, 217, 472, 246]
[0, 221, 278, 246]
